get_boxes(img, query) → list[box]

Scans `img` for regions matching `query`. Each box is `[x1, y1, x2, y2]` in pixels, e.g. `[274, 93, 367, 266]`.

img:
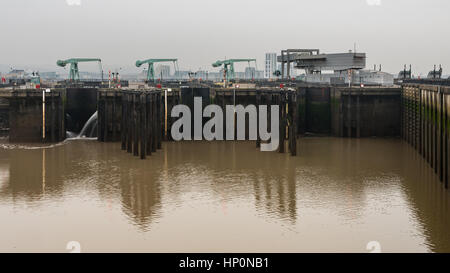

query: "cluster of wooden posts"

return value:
[121, 91, 162, 159]
[402, 84, 450, 188]
[97, 89, 180, 159]
[98, 88, 298, 159]
[214, 89, 298, 156]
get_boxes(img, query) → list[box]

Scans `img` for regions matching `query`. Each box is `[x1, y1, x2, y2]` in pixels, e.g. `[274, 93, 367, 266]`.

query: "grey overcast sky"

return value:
[0, 0, 449, 75]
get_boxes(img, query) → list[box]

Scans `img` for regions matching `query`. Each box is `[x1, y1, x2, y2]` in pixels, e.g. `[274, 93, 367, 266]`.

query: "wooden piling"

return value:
[347, 90, 352, 138]
[121, 92, 126, 150]
[420, 88, 424, 157]
[290, 91, 298, 156]
[140, 94, 146, 160]
[256, 90, 261, 148]
[439, 88, 443, 181]
[127, 93, 132, 153]
[356, 92, 360, 138]
[146, 93, 152, 156]
[157, 93, 162, 150]
[444, 90, 447, 185]
[434, 91, 438, 174]
[104, 95, 108, 142]
[279, 91, 285, 153]
[50, 92, 56, 142]
[112, 92, 117, 142]
[152, 93, 157, 152]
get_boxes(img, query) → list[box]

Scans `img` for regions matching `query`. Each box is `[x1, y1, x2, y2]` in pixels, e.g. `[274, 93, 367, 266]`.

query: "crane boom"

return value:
[212, 58, 256, 82]
[57, 58, 102, 81]
[136, 58, 178, 82]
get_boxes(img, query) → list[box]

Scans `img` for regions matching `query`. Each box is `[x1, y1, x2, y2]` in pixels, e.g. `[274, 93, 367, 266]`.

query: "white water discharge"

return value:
[76, 111, 98, 139]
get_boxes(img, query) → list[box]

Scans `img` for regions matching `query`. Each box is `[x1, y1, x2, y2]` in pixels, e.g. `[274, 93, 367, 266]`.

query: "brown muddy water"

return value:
[0, 138, 450, 253]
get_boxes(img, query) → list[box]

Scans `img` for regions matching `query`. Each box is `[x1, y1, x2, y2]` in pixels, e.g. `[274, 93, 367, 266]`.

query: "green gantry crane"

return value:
[212, 59, 257, 82]
[56, 58, 102, 81]
[135, 59, 178, 82]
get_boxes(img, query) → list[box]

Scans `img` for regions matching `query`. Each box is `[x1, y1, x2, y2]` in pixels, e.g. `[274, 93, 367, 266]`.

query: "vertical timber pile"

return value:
[287, 91, 298, 156]
[278, 91, 286, 153]
[127, 92, 133, 153]
[256, 90, 261, 148]
[140, 93, 146, 160]
[121, 92, 127, 150]
[99, 88, 299, 158]
[133, 92, 139, 157]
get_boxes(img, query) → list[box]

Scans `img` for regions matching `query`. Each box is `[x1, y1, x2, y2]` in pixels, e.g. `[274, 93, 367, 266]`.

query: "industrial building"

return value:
[265, 53, 277, 79]
[277, 49, 394, 86]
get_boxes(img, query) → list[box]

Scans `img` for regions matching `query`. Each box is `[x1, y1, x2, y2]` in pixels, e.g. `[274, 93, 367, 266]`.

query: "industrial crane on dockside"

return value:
[135, 59, 178, 83]
[212, 59, 257, 84]
[56, 58, 102, 81]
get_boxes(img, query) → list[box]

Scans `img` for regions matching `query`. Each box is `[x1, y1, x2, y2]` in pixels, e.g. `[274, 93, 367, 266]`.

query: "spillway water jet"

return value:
[77, 111, 98, 138]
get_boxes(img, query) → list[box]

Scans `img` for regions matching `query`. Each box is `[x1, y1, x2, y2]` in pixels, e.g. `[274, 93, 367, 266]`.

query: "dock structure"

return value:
[0, 89, 66, 143]
[96, 85, 403, 159]
[97, 89, 181, 158]
[401, 84, 450, 188]
[5, 82, 450, 192]
[97, 87, 300, 158]
[213, 88, 298, 155]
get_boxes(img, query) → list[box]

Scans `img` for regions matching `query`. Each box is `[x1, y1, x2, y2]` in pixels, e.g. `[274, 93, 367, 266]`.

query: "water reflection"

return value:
[0, 138, 450, 252]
